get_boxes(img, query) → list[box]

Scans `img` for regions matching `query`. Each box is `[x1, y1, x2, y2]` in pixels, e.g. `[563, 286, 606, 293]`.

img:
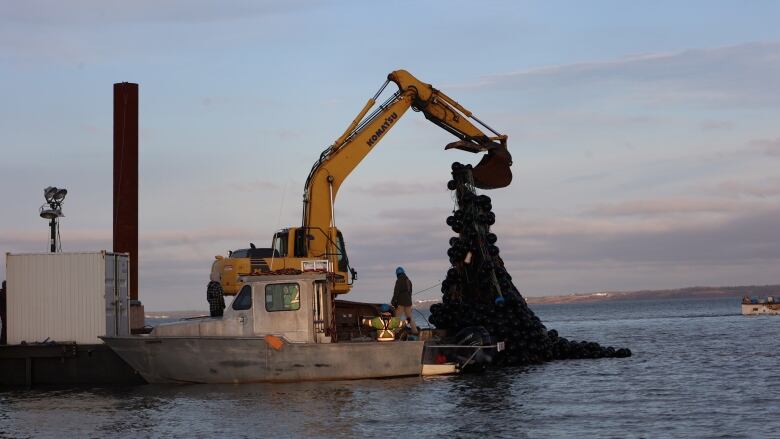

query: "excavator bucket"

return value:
[446, 140, 513, 189]
[472, 146, 512, 189]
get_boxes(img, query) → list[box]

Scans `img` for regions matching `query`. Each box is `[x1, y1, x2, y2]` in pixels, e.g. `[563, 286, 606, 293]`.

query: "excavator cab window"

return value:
[335, 231, 348, 273]
[294, 229, 307, 258]
[272, 231, 289, 257]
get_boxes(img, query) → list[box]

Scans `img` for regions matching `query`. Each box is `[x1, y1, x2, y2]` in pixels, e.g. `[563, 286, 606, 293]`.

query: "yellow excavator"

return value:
[213, 70, 512, 296]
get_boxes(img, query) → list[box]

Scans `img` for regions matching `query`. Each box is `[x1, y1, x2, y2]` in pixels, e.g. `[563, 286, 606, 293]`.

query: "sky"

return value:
[1, 1, 779, 310]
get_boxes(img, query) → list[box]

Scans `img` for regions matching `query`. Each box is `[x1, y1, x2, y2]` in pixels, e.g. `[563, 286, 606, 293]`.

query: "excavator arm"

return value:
[389, 70, 512, 190]
[299, 70, 512, 288]
[304, 70, 512, 230]
[388, 70, 507, 155]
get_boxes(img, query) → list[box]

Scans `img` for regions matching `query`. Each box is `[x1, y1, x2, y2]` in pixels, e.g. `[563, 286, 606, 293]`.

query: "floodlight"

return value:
[39, 207, 61, 220]
[53, 188, 68, 201]
[39, 185, 67, 252]
[44, 186, 58, 201]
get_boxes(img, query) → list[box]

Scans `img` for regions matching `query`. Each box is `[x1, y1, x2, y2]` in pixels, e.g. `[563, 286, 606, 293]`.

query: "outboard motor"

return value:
[454, 326, 496, 372]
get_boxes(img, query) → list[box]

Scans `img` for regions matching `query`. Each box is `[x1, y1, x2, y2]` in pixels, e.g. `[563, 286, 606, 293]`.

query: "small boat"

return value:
[102, 272, 498, 383]
[741, 295, 780, 316]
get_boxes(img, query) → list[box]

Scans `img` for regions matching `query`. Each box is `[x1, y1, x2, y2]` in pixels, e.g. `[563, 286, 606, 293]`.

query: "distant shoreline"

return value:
[414, 284, 780, 307]
[146, 284, 780, 316]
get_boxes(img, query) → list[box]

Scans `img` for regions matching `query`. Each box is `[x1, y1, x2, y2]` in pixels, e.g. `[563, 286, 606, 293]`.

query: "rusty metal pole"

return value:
[113, 82, 139, 301]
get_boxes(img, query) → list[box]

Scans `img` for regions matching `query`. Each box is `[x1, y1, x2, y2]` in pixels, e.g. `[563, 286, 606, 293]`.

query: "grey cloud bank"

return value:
[467, 42, 780, 108]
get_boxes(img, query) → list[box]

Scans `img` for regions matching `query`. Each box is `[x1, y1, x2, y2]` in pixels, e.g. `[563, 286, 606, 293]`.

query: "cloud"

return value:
[563, 172, 611, 184]
[445, 51, 680, 89]
[341, 200, 780, 299]
[219, 179, 283, 193]
[273, 130, 302, 141]
[201, 96, 231, 108]
[0, 1, 314, 26]
[578, 208, 780, 265]
[0, 229, 111, 251]
[371, 207, 450, 223]
[516, 259, 780, 299]
[352, 181, 446, 197]
[716, 178, 780, 198]
[4, 200, 778, 309]
[700, 120, 735, 131]
[587, 198, 746, 217]
[0, 227, 260, 254]
[0, 1, 322, 67]
[0, 226, 268, 310]
[490, 207, 780, 278]
[4, 36, 780, 308]
[455, 42, 780, 109]
[749, 138, 780, 157]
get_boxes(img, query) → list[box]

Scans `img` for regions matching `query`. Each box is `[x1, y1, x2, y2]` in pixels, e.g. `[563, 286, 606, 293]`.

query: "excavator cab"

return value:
[268, 227, 354, 294]
[212, 244, 277, 295]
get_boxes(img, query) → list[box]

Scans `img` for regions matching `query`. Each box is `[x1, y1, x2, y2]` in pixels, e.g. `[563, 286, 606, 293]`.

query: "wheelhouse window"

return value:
[265, 283, 300, 312]
[232, 285, 252, 310]
[294, 228, 307, 257]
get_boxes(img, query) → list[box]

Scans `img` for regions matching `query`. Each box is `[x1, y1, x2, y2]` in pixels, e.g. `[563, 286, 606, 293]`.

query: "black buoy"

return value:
[428, 162, 633, 368]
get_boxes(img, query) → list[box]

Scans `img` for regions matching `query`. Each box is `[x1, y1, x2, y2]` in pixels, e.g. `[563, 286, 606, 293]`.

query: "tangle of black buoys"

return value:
[428, 163, 632, 366]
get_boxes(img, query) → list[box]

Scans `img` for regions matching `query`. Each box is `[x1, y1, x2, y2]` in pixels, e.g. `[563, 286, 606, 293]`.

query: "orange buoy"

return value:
[265, 335, 284, 351]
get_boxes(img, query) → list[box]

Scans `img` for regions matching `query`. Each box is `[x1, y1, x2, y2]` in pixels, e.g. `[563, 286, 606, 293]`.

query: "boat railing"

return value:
[423, 342, 505, 370]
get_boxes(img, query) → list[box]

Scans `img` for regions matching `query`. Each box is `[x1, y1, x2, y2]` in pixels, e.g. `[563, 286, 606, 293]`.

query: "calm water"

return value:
[2, 297, 779, 438]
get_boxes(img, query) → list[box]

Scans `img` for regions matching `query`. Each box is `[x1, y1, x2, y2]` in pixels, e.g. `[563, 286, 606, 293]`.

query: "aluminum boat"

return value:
[103, 272, 494, 383]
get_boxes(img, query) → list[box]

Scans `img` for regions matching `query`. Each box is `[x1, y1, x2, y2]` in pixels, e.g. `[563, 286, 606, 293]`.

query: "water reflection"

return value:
[3, 298, 780, 438]
[444, 369, 533, 438]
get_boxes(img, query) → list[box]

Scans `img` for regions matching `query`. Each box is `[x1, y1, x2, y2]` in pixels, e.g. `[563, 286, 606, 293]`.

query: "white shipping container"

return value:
[6, 251, 130, 344]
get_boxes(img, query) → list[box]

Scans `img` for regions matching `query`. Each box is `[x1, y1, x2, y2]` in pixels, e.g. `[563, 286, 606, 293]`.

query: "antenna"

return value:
[39, 186, 67, 252]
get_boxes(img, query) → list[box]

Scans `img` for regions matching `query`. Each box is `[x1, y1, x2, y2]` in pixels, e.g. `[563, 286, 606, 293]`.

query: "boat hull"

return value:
[102, 336, 425, 384]
[742, 303, 780, 315]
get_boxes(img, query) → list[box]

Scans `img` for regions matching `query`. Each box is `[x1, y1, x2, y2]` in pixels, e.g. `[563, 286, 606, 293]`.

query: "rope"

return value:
[412, 281, 442, 297]
[413, 308, 431, 328]
[411, 281, 442, 328]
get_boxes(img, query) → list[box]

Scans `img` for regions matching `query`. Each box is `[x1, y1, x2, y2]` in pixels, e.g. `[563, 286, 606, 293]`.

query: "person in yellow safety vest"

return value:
[362, 304, 406, 341]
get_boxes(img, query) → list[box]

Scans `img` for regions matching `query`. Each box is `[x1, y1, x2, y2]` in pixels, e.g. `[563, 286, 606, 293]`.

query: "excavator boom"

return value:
[304, 70, 512, 232]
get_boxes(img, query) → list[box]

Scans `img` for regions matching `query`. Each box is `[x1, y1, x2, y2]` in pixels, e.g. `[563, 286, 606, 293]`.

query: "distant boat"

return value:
[741, 295, 780, 315]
